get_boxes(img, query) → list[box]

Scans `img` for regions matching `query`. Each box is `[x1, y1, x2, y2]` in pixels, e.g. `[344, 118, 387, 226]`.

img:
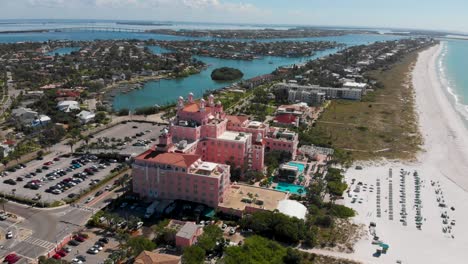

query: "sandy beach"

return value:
[340, 43, 468, 264]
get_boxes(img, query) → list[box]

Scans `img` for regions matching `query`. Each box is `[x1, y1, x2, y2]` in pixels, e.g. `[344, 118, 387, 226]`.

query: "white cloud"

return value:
[24, 0, 270, 23]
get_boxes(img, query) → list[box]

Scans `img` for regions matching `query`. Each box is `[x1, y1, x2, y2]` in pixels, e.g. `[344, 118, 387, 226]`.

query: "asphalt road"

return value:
[0, 182, 123, 261]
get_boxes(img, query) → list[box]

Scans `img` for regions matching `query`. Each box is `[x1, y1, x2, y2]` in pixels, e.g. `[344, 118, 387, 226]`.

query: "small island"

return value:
[211, 67, 244, 81]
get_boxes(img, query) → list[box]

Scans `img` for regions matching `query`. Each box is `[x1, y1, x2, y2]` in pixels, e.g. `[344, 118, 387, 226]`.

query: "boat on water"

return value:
[268, 61, 273, 64]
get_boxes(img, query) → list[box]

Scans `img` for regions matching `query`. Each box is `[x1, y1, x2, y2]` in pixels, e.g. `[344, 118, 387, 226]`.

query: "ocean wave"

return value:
[436, 41, 468, 122]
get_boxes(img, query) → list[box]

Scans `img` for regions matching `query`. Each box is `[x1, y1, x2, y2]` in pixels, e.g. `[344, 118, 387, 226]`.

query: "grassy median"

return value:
[309, 51, 423, 161]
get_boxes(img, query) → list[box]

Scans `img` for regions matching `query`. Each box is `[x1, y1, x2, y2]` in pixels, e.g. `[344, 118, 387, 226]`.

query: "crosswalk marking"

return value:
[23, 236, 56, 250]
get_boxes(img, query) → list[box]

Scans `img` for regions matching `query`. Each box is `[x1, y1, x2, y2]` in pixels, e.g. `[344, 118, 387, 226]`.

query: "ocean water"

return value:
[439, 40, 468, 123]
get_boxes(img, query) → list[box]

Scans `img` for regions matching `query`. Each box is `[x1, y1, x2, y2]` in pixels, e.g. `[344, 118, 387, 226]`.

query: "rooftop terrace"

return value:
[219, 184, 288, 212]
[218, 131, 250, 142]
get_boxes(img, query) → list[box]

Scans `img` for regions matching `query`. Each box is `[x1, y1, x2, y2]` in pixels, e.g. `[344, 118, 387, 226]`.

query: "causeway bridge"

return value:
[51, 27, 147, 33]
[0, 27, 147, 34]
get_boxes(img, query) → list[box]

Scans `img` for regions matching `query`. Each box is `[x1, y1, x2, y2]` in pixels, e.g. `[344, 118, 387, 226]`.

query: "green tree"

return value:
[197, 225, 223, 252]
[126, 236, 156, 256]
[66, 139, 77, 153]
[0, 198, 7, 213]
[224, 236, 287, 264]
[182, 245, 205, 264]
[283, 248, 302, 264]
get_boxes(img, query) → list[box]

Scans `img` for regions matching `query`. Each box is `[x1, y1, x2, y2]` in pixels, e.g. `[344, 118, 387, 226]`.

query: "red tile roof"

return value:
[274, 114, 297, 124]
[134, 251, 181, 264]
[182, 102, 212, 113]
[136, 152, 200, 168]
[226, 115, 249, 124]
[3, 140, 16, 146]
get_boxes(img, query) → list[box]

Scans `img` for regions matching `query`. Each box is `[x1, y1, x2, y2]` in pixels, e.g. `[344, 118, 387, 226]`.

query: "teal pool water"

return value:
[275, 182, 306, 195]
[287, 162, 305, 173]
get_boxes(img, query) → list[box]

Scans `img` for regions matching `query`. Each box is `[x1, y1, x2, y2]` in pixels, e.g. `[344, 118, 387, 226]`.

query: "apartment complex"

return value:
[274, 82, 364, 105]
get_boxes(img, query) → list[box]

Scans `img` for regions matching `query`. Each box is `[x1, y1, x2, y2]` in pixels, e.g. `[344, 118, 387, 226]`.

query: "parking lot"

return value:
[0, 153, 121, 204]
[58, 229, 119, 264]
[85, 121, 165, 156]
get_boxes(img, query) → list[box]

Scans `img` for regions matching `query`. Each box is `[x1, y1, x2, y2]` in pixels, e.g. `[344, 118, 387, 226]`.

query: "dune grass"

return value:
[310, 51, 423, 161]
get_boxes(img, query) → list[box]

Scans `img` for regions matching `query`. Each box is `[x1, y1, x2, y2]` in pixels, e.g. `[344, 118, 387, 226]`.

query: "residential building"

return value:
[175, 222, 203, 248]
[0, 140, 15, 159]
[134, 251, 181, 264]
[274, 114, 299, 127]
[57, 100, 80, 112]
[31, 115, 52, 127]
[274, 82, 363, 102]
[76, 110, 95, 124]
[11, 107, 38, 125]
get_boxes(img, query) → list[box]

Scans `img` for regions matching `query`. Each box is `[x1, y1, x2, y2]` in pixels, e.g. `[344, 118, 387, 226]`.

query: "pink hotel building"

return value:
[132, 93, 299, 209]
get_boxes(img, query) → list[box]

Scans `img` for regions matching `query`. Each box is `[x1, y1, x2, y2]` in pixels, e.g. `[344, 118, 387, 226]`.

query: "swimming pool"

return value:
[275, 182, 307, 195]
[288, 162, 305, 173]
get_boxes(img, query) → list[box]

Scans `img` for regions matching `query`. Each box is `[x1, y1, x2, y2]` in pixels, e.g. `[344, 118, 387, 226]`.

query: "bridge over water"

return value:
[0, 26, 148, 34]
[51, 27, 147, 33]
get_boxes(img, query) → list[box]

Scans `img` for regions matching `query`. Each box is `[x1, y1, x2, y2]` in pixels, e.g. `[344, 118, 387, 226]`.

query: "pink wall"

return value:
[170, 125, 200, 141]
[132, 159, 230, 208]
[264, 137, 298, 159]
[175, 225, 203, 248]
[196, 138, 251, 169]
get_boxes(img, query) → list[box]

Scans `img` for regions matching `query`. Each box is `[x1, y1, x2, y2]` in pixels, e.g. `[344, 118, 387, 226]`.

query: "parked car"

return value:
[3, 179, 16, 185]
[6, 231, 13, 239]
[4, 253, 20, 264]
[68, 240, 80, 246]
[57, 249, 68, 257]
[0, 212, 8, 221]
[72, 255, 86, 263]
[99, 237, 109, 244]
[87, 247, 98, 254]
[63, 247, 72, 253]
[73, 235, 86, 242]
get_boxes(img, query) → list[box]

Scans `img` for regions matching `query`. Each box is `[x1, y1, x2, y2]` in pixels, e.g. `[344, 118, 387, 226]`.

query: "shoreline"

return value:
[337, 43, 468, 264]
[437, 41, 468, 129]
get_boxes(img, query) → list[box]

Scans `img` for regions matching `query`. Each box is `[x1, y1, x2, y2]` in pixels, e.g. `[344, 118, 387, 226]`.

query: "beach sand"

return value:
[341, 43, 468, 264]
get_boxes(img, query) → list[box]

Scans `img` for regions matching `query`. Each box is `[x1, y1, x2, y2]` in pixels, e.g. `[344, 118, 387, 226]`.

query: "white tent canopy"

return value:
[277, 199, 307, 220]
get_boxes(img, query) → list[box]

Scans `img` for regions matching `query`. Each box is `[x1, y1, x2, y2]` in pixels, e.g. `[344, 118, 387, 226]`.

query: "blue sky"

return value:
[2, 0, 468, 33]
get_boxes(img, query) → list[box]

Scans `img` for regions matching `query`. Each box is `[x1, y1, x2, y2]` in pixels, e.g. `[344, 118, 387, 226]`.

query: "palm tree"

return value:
[0, 198, 6, 213]
[115, 230, 130, 250]
[66, 139, 76, 153]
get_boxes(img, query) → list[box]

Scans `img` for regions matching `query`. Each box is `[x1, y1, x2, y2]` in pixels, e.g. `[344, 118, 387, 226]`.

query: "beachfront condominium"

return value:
[273, 82, 364, 104]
